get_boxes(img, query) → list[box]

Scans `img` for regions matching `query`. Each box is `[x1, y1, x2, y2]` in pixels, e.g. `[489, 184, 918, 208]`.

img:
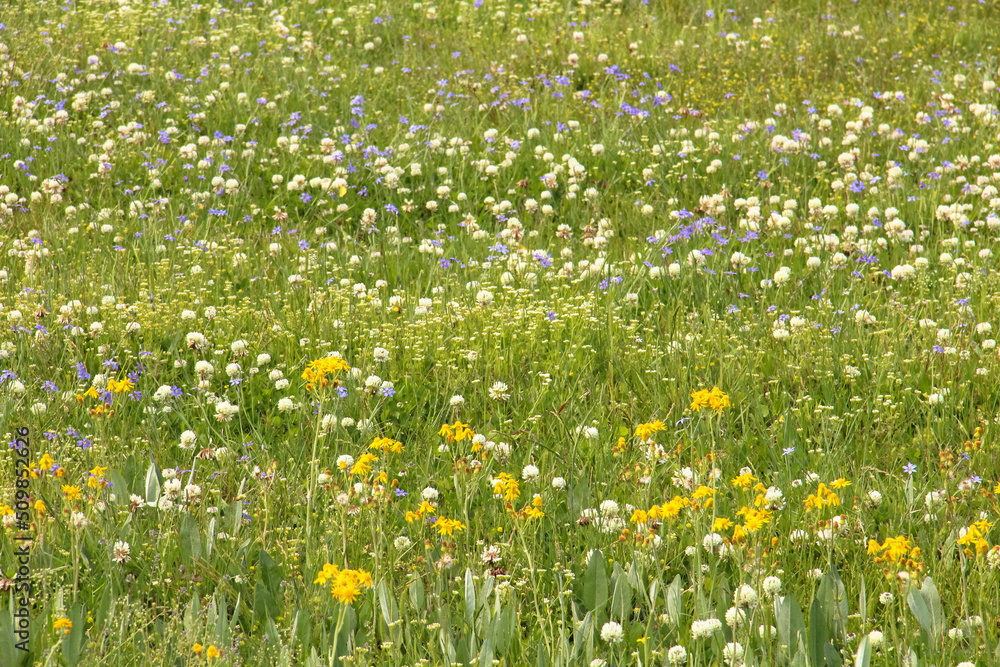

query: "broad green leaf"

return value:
[665, 574, 682, 628]
[409, 577, 425, 612]
[61, 602, 86, 667]
[465, 568, 476, 628]
[0, 610, 28, 667]
[858, 574, 867, 629]
[144, 461, 160, 506]
[259, 549, 283, 599]
[854, 635, 871, 667]
[818, 564, 848, 637]
[808, 597, 828, 667]
[180, 513, 202, 564]
[478, 636, 494, 667]
[583, 552, 608, 612]
[778, 592, 806, 657]
[610, 574, 633, 621]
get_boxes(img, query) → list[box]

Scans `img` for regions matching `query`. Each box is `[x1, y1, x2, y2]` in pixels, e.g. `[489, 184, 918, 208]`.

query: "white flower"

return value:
[762, 576, 782, 597]
[734, 584, 758, 608]
[867, 630, 884, 648]
[582, 426, 599, 441]
[691, 618, 722, 639]
[449, 394, 465, 407]
[394, 536, 412, 550]
[551, 476, 566, 490]
[373, 347, 390, 362]
[277, 397, 296, 413]
[112, 540, 131, 563]
[599, 500, 619, 516]
[489, 381, 510, 401]
[522, 464, 540, 481]
[855, 309, 876, 325]
[180, 430, 197, 449]
[868, 490, 882, 506]
[722, 642, 744, 664]
[214, 400, 239, 422]
[667, 645, 687, 665]
[70, 512, 89, 529]
[256, 353, 271, 366]
[476, 289, 494, 306]
[421, 487, 439, 502]
[725, 606, 747, 627]
[599, 621, 624, 644]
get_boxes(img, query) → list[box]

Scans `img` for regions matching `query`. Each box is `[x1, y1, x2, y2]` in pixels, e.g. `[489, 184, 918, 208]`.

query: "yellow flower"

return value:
[434, 517, 467, 535]
[731, 472, 757, 488]
[62, 485, 81, 501]
[630, 509, 649, 524]
[301, 355, 350, 391]
[206, 645, 220, 659]
[712, 517, 734, 531]
[830, 478, 851, 489]
[34, 499, 46, 516]
[53, 618, 73, 634]
[634, 420, 666, 441]
[349, 453, 378, 476]
[193, 643, 203, 655]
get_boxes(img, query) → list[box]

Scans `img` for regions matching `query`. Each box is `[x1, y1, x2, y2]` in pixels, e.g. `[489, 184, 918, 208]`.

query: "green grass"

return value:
[2, 0, 1000, 665]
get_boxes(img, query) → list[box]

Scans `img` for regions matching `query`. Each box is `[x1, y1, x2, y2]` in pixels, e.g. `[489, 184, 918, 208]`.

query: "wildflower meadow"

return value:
[3, 0, 1000, 665]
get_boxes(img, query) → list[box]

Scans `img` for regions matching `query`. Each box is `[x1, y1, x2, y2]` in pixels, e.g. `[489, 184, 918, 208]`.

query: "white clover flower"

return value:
[373, 347, 390, 362]
[421, 487, 439, 502]
[762, 576, 782, 597]
[394, 536, 412, 550]
[277, 397, 296, 413]
[599, 621, 623, 644]
[522, 464, 540, 481]
[552, 476, 566, 490]
[667, 646, 687, 665]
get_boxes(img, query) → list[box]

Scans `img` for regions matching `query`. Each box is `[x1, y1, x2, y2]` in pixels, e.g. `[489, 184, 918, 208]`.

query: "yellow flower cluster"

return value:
[368, 437, 404, 454]
[689, 387, 731, 414]
[629, 496, 692, 525]
[314, 563, 373, 604]
[433, 517, 468, 535]
[349, 453, 378, 476]
[868, 535, 923, 571]
[803, 483, 841, 510]
[492, 473, 521, 502]
[438, 421, 474, 443]
[107, 378, 134, 393]
[405, 501, 436, 523]
[53, 617, 73, 635]
[301, 356, 350, 391]
[634, 420, 666, 442]
[957, 520, 993, 556]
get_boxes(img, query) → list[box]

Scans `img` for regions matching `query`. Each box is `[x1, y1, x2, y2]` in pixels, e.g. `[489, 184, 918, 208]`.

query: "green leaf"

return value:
[778, 592, 806, 658]
[571, 611, 592, 662]
[183, 594, 200, 635]
[854, 635, 871, 667]
[464, 568, 476, 628]
[665, 575, 682, 628]
[62, 602, 86, 667]
[378, 579, 399, 628]
[259, 549, 283, 598]
[254, 581, 279, 622]
[610, 574, 632, 621]
[409, 577, 425, 612]
[536, 640, 548, 667]
[144, 460, 161, 506]
[824, 641, 843, 667]
[858, 574, 867, 629]
[907, 576, 944, 639]
[180, 513, 202, 564]
[206, 517, 216, 559]
[478, 636, 494, 667]
[0, 609, 29, 667]
[808, 597, 828, 667]
[583, 552, 608, 612]
[294, 608, 312, 650]
[818, 564, 849, 637]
